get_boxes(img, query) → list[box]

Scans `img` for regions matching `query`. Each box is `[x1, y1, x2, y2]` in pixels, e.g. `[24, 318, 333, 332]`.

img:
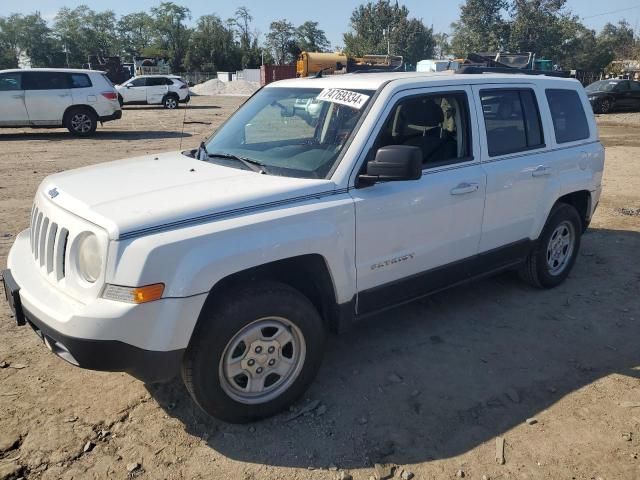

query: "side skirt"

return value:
[355, 239, 534, 319]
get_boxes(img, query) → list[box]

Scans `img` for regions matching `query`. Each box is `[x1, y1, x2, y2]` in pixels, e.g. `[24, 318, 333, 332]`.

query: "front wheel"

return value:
[182, 281, 326, 423]
[597, 98, 613, 114]
[519, 203, 582, 288]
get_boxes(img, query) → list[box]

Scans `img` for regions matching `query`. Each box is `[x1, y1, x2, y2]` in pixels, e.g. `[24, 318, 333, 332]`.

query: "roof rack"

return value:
[456, 66, 569, 78]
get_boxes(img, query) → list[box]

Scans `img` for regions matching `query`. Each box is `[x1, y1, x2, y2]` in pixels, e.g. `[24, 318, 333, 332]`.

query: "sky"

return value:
[6, 0, 640, 47]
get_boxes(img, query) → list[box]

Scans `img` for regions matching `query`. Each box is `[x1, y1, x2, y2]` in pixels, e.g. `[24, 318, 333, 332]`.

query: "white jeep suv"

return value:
[115, 75, 190, 109]
[0, 68, 121, 136]
[3, 71, 604, 423]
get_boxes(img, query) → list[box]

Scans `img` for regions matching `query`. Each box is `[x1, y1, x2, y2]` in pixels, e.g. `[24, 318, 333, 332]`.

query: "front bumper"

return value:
[3, 268, 183, 383]
[4, 230, 207, 382]
[99, 110, 122, 123]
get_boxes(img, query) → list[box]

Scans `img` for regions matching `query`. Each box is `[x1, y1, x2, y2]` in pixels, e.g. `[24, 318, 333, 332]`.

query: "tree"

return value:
[265, 19, 295, 64]
[233, 6, 261, 68]
[151, 2, 191, 71]
[186, 14, 239, 71]
[433, 32, 451, 59]
[450, 0, 509, 56]
[117, 12, 155, 59]
[598, 20, 636, 60]
[295, 21, 330, 52]
[343, 0, 434, 65]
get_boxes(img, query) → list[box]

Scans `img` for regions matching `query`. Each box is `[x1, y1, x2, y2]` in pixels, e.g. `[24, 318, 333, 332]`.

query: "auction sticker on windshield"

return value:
[317, 88, 370, 110]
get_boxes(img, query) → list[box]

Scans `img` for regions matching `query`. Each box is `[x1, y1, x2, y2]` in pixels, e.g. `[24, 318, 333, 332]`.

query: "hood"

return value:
[585, 90, 608, 97]
[39, 151, 336, 240]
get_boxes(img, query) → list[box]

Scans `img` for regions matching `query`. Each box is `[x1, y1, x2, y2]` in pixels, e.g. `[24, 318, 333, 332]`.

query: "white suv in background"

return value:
[116, 75, 190, 109]
[0, 68, 121, 136]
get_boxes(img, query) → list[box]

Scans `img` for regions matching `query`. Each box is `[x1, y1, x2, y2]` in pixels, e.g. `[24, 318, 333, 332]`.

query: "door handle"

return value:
[532, 165, 551, 177]
[11, 94, 24, 99]
[450, 182, 479, 195]
[58, 94, 70, 97]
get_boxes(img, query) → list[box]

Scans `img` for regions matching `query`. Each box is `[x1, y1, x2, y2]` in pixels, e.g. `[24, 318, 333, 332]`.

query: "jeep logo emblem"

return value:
[48, 188, 59, 199]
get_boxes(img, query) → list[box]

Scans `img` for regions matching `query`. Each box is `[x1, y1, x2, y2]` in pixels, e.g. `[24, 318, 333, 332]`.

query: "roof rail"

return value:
[456, 66, 569, 78]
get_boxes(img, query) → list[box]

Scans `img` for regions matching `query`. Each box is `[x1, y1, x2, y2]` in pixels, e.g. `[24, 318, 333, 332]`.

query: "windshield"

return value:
[585, 80, 619, 93]
[203, 86, 375, 179]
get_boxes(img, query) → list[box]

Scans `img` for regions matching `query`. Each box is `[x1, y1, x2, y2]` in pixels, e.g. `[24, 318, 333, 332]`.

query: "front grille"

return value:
[30, 204, 69, 281]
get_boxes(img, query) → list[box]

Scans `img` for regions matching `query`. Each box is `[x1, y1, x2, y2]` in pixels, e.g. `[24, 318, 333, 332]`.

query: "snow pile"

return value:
[190, 78, 260, 96]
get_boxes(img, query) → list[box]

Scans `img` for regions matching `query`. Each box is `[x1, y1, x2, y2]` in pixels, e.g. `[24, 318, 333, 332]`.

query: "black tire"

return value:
[519, 203, 582, 289]
[65, 107, 97, 136]
[163, 94, 179, 109]
[182, 281, 326, 423]
[597, 98, 613, 114]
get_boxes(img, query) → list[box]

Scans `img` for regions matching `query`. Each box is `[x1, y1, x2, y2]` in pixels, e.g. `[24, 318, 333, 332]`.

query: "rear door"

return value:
[145, 77, 169, 104]
[473, 84, 551, 252]
[23, 71, 72, 125]
[0, 72, 29, 126]
[630, 81, 640, 110]
[614, 80, 633, 109]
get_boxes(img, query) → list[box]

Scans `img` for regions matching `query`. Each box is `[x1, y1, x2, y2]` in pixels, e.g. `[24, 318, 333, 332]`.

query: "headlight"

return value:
[77, 233, 102, 283]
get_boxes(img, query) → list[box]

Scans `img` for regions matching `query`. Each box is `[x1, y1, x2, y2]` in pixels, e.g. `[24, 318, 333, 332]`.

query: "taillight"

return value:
[101, 91, 118, 100]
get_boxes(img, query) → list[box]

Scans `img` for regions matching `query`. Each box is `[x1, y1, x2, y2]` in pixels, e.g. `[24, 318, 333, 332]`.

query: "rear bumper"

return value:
[99, 110, 122, 123]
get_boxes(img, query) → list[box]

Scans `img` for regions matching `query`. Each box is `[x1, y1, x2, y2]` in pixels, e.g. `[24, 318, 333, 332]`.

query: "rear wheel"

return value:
[519, 203, 582, 288]
[163, 95, 179, 109]
[182, 281, 325, 423]
[65, 107, 97, 136]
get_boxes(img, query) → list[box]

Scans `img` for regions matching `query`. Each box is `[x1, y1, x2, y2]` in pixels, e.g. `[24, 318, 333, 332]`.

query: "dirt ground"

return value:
[1, 96, 639, 480]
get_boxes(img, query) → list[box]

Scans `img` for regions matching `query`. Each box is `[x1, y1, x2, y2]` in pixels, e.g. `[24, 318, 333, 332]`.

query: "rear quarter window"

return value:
[545, 89, 590, 143]
[69, 73, 92, 89]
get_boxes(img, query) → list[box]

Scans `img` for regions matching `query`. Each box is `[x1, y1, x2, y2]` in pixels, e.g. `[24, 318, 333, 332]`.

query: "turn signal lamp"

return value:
[102, 283, 165, 304]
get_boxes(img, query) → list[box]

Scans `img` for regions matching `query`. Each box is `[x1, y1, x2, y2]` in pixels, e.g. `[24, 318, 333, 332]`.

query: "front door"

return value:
[472, 84, 551, 253]
[23, 72, 72, 125]
[351, 86, 487, 314]
[122, 77, 147, 102]
[0, 72, 28, 126]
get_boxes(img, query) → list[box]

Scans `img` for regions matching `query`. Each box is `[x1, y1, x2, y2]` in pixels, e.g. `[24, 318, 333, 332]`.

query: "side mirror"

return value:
[359, 145, 422, 186]
[280, 105, 295, 118]
[126, 84, 132, 88]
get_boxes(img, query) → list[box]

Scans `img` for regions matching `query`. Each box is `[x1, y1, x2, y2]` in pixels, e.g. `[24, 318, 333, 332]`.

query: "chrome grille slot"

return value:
[33, 212, 43, 260]
[46, 223, 58, 273]
[56, 228, 69, 280]
[39, 217, 49, 267]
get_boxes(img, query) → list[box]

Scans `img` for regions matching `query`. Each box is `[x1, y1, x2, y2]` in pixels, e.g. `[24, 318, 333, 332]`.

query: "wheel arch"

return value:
[554, 190, 592, 232]
[63, 104, 98, 122]
[192, 254, 343, 338]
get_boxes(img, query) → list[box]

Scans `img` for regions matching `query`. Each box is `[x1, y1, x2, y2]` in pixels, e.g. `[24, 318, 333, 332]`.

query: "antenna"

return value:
[179, 87, 189, 151]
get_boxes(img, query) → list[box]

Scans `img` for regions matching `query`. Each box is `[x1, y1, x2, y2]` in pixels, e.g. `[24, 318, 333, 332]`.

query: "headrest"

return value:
[402, 98, 444, 127]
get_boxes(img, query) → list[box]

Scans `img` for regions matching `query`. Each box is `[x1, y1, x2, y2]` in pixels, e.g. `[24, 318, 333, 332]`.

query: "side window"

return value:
[374, 91, 472, 167]
[0, 73, 21, 91]
[545, 89, 590, 144]
[23, 72, 70, 90]
[146, 77, 166, 86]
[69, 73, 92, 89]
[630, 82, 640, 92]
[480, 89, 544, 157]
[616, 81, 630, 92]
[128, 78, 146, 87]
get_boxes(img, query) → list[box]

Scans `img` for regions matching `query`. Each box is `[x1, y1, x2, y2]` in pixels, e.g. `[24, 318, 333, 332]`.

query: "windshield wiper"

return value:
[207, 152, 269, 174]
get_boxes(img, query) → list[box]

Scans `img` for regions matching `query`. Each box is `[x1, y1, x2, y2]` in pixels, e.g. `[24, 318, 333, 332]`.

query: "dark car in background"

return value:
[586, 79, 640, 114]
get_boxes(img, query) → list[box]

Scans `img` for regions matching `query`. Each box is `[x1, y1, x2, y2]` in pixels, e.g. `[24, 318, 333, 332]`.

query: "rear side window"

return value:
[23, 72, 70, 90]
[69, 73, 92, 89]
[147, 77, 167, 86]
[631, 82, 640, 92]
[0, 72, 21, 91]
[480, 89, 544, 157]
[545, 89, 590, 143]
